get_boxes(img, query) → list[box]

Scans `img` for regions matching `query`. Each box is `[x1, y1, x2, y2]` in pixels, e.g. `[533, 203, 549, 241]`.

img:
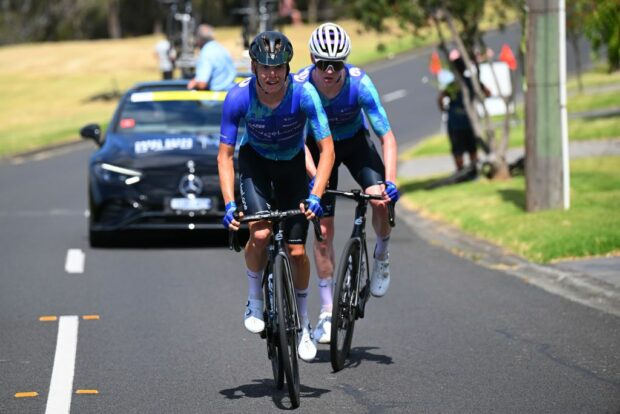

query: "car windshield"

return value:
[116, 92, 243, 136]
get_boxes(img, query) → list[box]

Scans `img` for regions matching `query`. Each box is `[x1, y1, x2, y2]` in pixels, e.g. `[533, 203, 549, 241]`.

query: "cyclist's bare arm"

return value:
[217, 142, 241, 229]
[304, 144, 318, 178]
[378, 130, 398, 203]
[311, 135, 335, 198]
[379, 130, 398, 183]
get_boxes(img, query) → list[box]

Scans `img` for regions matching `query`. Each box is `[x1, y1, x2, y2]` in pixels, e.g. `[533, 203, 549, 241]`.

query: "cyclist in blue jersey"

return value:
[217, 31, 335, 362]
[298, 23, 400, 344]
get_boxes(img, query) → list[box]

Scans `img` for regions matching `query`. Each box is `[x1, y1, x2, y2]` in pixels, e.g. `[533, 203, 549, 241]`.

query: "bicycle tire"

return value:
[263, 270, 284, 390]
[330, 237, 360, 372]
[274, 254, 301, 408]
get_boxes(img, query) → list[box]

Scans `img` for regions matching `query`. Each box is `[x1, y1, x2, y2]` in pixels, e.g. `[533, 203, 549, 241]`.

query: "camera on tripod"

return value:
[159, 0, 196, 79]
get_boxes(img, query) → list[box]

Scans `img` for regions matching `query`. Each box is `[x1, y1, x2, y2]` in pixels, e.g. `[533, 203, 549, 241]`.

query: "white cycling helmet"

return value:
[309, 22, 351, 61]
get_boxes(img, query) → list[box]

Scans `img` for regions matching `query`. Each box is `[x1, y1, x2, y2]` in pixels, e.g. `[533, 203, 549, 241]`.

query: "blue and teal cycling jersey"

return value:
[295, 64, 391, 142]
[220, 74, 331, 161]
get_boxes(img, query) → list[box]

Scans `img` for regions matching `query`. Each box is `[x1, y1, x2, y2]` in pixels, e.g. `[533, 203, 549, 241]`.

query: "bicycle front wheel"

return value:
[274, 254, 300, 408]
[263, 269, 284, 390]
[330, 237, 361, 372]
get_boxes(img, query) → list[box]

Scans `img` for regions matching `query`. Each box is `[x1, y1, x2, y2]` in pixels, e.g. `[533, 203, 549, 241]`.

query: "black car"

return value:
[81, 79, 244, 246]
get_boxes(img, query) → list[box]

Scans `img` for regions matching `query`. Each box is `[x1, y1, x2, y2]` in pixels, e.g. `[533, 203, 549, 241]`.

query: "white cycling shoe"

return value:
[244, 298, 265, 334]
[298, 323, 317, 362]
[370, 257, 391, 297]
[313, 312, 332, 344]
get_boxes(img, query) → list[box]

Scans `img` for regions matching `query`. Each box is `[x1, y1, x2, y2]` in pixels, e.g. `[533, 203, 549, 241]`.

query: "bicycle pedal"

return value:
[259, 329, 266, 339]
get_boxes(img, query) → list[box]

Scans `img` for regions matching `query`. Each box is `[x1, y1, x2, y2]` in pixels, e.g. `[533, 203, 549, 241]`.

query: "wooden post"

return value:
[525, 0, 569, 211]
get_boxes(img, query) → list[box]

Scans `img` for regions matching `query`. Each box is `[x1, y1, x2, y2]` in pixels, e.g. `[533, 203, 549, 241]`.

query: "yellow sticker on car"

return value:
[130, 90, 228, 103]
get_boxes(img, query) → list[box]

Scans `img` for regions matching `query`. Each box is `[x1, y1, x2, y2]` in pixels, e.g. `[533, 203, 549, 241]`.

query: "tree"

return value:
[581, 0, 620, 72]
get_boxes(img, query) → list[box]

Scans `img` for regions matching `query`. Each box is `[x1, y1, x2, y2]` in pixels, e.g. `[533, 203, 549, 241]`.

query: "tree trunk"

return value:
[569, 35, 583, 94]
[307, 0, 318, 23]
[107, 0, 121, 39]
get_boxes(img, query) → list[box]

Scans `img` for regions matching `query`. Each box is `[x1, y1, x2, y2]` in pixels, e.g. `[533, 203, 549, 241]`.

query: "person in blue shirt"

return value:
[187, 24, 236, 91]
[299, 23, 400, 344]
[217, 31, 335, 362]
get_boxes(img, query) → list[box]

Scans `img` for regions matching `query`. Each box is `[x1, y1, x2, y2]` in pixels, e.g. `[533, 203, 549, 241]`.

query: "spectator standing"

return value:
[154, 38, 176, 80]
[437, 51, 489, 175]
[187, 24, 236, 91]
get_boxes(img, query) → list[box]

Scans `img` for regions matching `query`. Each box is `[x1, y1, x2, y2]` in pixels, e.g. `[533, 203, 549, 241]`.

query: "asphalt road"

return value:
[1, 29, 618, 413]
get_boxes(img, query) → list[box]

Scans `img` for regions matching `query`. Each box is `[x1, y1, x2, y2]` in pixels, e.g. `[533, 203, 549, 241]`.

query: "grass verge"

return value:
[400, 156, 620, 263]
[400, 69, 620, 161]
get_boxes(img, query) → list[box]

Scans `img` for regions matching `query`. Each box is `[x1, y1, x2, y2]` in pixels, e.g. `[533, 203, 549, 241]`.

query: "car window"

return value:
[116, 99, 244, 136]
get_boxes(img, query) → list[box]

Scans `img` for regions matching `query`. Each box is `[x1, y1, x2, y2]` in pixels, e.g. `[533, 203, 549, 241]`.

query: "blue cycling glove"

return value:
[385, 181, 400, 203]
[223, 201, 238, 229]
[305, 194, 323, 217]
[308, 175, 316, 196]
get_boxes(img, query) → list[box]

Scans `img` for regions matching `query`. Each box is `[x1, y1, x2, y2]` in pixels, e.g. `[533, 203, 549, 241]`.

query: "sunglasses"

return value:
[315, 60, 345, 72]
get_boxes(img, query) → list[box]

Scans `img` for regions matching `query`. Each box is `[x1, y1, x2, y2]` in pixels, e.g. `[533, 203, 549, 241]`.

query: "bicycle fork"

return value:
[274, 228, 302, 337]
[350, 202, 371, 319]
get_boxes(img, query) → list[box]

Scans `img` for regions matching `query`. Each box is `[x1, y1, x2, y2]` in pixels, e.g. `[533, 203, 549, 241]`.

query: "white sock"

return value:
[374, 235, 390, 260]
[247, 269, 263, 300]
[295, 288, 309, 326]
[318, 278, 333, 313]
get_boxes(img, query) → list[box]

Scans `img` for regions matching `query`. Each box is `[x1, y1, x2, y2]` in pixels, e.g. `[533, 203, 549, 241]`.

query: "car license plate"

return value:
[170, 197, 212, 211]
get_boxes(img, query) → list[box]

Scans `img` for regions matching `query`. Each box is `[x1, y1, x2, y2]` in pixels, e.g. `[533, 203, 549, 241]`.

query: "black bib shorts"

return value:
[307, 128, 385, 217]
[238, 145, 310, 245]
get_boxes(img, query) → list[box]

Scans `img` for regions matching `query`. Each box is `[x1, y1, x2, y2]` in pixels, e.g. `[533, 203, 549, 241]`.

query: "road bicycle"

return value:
[229, 209, 322, 408]
[328, 189, 395, 372]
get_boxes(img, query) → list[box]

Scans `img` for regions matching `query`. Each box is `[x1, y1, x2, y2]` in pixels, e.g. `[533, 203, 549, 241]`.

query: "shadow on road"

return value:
[89, 229, 250, 249]
[343, 346, 394, 369]
[314, 346, 393, 371]
[219, 378, 330, 409]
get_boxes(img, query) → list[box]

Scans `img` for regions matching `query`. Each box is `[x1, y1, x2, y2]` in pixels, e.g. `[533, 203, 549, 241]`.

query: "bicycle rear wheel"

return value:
[274, 254, 300, 408]
[330, 237, 360, 372]
[263, 270, 284, 390]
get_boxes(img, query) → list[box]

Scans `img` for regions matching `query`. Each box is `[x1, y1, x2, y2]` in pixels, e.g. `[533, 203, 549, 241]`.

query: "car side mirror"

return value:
[80, 123, 102, 146]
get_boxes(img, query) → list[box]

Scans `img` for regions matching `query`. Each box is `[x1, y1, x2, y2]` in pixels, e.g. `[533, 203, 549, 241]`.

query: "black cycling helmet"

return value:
[249, 31, 294, 66]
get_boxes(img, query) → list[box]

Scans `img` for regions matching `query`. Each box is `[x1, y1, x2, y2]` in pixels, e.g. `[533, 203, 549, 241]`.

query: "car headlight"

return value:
[93, 163, 142, 185]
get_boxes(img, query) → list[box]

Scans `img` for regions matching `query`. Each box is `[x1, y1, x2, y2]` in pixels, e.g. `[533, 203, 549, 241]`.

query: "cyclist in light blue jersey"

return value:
[299, 23, 400, 344]
[218, 31, 335, 362]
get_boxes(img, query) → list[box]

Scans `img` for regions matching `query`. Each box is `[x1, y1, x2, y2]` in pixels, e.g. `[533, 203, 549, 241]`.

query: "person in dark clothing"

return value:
[437, 53, 489, 173]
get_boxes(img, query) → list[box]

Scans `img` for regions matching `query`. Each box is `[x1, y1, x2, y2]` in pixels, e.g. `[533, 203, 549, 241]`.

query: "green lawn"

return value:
[400, 156, 620, 263]
[401, 72, 620, 161]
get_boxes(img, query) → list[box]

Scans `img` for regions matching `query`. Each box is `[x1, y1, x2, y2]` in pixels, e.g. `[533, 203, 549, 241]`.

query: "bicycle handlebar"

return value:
[228, 208, 323, 252]
[326, 188, 396, 227]
[325, 188, 383, 201]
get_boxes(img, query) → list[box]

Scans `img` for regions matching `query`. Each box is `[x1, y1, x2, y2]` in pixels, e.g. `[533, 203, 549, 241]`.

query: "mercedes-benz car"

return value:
[81, 79, 245, 246]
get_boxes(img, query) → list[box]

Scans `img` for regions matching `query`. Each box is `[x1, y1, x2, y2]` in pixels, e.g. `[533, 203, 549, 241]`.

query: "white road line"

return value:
[382, 89, 408, 103]
[0, 210, 85, 218]
[65, 249, 85, 274]
[45, 315, 79, 414]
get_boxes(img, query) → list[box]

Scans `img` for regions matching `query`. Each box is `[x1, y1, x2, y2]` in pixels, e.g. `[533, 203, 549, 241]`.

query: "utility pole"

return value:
[525, 0, 570, 211]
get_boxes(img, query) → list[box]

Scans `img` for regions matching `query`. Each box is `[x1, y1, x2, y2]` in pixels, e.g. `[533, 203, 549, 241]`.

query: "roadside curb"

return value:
[397, 202, 620, 318]
[0, 139, 89, 166]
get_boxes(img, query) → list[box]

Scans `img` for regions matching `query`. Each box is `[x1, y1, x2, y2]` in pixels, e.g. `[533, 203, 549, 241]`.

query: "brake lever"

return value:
[302, 199, 324, 242]
[388, 202, 396, 228]
[228, 210, 242, 252]
[312, 217, 323, 242]
[228, 230, 240, 252]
